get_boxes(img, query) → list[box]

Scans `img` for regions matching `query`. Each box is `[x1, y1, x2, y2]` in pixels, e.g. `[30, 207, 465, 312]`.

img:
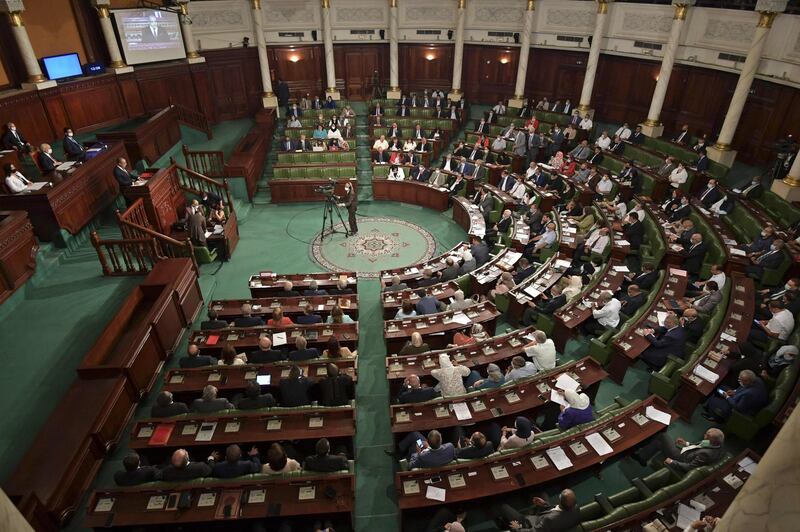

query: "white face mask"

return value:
[707, 184, 713, 189]
[771, 245, 778, 251]
[67, 132, 73, 137]
[10, 127, 16, 132]
[761, 231, 769, 237]
[785, 283, 792, 290]
[46, 149, 53, 154]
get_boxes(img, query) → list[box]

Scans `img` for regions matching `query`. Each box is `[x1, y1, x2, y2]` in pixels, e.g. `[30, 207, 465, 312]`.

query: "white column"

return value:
[448, 0, 466, 102]
[176, 0, 204, 64]
[387, 0, 401, 99]
[707, 1, 785, 167]
[509, 1, 535, 108]
[320, 0, 340, 100]
[251, 0, 277, 108]
[0, 1, 56, 89]
[577, 0, 612, 117]
[91, 0, 133, 74]
[640, 1, 694, 138]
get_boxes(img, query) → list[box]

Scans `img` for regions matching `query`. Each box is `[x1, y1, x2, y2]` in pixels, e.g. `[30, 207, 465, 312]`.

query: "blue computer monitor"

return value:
[41, 53, 83, 81]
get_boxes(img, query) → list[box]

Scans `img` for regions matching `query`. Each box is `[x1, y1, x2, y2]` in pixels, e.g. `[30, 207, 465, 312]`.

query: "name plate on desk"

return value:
[208, 372, 222, 382]
[226, 334, 239, 342]
[197, 493, 217, 508]
[146, 495, 167, 510]
[448, 473, 466, 488]
[505, 392, 521, 404]
[309, 416, 324, 428]
[245, 370, 258, 380]
[602, 427, 621, 442]
[453, 353, 467, 363]
[390, 362, 403, 372]
[632, 413, 649, 426]
[434, 406, 450, 418]
[491, 465, 509, 480]
[423, 358, 436, 369]
[169, 374, 184, 384]
[94, 498, 115, 512]
[248, 489, 266, 504]
[137, 425, 154, 438]
[530, 455, 549, 470]
[395, 411, 411, 423]
[225, 421, 241, 433]
[298, 486, 316, 501]
[182, 423, 198, 436]
[569, 441, 589, 456]
[471, 399, 487, 412]
[403, 480, 420, 495]
[508, 337, 523, 347]
[482, 345, 496, 355]
[266, 419, 282, 430]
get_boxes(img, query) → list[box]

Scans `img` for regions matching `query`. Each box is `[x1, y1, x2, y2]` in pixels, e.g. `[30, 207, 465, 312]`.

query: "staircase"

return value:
[351, 102, 373, 202]
[255, 119, 285, 205]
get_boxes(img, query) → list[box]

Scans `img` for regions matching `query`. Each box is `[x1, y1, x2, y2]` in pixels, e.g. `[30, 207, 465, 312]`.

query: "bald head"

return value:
[559, 489, 577, 510]
[704, 428, 725, 446]
[171, 449, 189, 469]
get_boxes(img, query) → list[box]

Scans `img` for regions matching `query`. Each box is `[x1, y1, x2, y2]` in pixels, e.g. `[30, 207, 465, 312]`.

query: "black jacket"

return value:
[279, 377, 313, 406]
[211, 456, 261, 478]
[319, 374, 354, 406]
[201, 319, 229, 330]
[234, 316, 265, 327]
[160, 462, 212, 482]
[179, 355, 217, 368]
[456, 442, 495, 460]
[114, 466, 159, 486]
[289, 348, 320, 361]
[682, 241, 708, 276]
[248, 349, 286, 363]
[303, 454, 349, 473]
[191, 397, 234, 414]
[398, 386, 439, 403]
[620, 292, 647, 317]
[151, 402, 189, 418]
[631, 270, 659, 291]
[236, 393, 276, 410]
[537, 294, 567, 314]
[114, 166, 135, 187]
[623, 220, 644, 250]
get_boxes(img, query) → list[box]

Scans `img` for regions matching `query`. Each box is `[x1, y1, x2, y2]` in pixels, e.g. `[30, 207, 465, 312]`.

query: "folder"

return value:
[206, 335, 220, 346]
[148, 423, 175, 446]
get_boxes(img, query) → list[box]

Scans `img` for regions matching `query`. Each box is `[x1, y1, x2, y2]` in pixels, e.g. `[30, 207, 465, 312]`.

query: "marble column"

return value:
[577, 0, 612, 118]
[640, 1, 694, 138]
[176, 0, 204, 64]
[251, 0, 278, 109]
[387, 0, 401, 99]
[0, 0, 56, 89]
[448, 0, 466, 102]
[509, 1, 535, 109]
[320, 0, 340, 100]
[91, 0, 132, 74]
[707, 0, 786, 167]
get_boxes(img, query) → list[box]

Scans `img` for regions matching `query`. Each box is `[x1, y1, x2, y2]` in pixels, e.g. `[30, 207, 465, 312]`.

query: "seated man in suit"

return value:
[619, 284, 646, 318]
[235, 381, 276, 410]
[454, 430, 495, 460]
[513, 257, 537, 284]
[682, 233, 708, 280]
[681, 308, 705, 344]
[695, 150, 710, 172]
[303, 280, 328, 296]
[697, 179, 722, 208]
[209, 444, 261, 478]
[192, 385, 234, 413]
[440, 257, 462, 282]
[640, 313, 687, 370]
[735, 175, 764, 199]
[2, 122, 32, 153]
[248, 336, 286, 363]
[447, 173, 466, 198]
[281, 136, 296, 151]
[328, 277, 354, 295]
[279, 280, 301, 297]
[397, 374, 440, 403]
[398, 429, 456, 469]
[160, 449, 212, 482]
[296, 303, 323, 325]
[383, 275, 409, 293]
[279, 365, 314, 406]
[304, 437, 349, 472]
[150, 391, 189, 418]
[113, 157, 136, 188]
[521, 285, 567, 327]
[200, 309, 228, 330]
[289, 335, 320, 361]
[495, 489, 581, 532]
[319, 363, 354, 406]
[703, 369, 768, 422]
[115, 452, 160, 486]
[234, 303, 264, 327]
[416, 268, 440, 288]
[372, 146, 389, 164]
[623, 262, 659, 291]
[62, 127, 87, 162]
[37, 143, 61, 174]
[746, 239, 788, 278]
[179, 343, 217, 368]
[633, 428, 725, 472]
[415, 289, 445, 315]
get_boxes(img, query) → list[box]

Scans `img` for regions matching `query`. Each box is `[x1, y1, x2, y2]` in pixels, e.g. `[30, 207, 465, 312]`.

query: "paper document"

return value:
[645, 405, 672, 425]
[524, 285, 542, 298]
[730, 247, 746, 256]
[616, 240, 631, 246]
[720, 332, 736, 342]
[656, 311, 668, 327]
[26, 182, 49, 191]
[585, 432, 613, 456]
[550, 389, 568, 407]
[612, 265, 630, 273]
[451, 312, 472, 325]
[425, 486, 446, 502]
[555, 373, 580, 391]
[693, 364, 719, 383]
[555, 259, 573, 270]
[676, 503, 702, 530]
[272, 332, 287, 347]
[545, 447, 574, 471]
[453, 402, 472, 421]
[56, 161, 76, 171]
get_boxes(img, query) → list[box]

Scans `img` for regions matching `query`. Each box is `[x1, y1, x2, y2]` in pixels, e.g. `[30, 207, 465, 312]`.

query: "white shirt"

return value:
[596, 178, 613, 195]
[615, 201, 628, 219]
[767, 309, 794, 341]
[595, 135, 611, 150]
[709, 271, 726, 290]
[615, 126, 632, 140]
[593, 298, 621, 328]
[492, 138, 507, 151]
[492, 104, 506, 114]
[5, 172, 31, 193]
[669, 167, 688, 187]
[579, 117, 593, 130]
[710, 196, 730, 215]
[403, 140, 417, 152]
[524, 340, 556, 370]
[442, 158, 456, 172]
[327, 129, 343, 140]
[388, 168, 405, 181]
[372, 139, 388, 151]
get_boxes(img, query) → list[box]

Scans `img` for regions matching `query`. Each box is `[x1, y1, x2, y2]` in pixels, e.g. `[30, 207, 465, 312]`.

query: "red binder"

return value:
[206, 334, 220, 346]
[148, 423, 175, 446]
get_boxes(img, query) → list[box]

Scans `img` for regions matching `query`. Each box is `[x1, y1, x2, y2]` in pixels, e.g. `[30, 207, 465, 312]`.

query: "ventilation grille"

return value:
[278, 32, 304, 38]
[350, 30, 375, 35]
[416, 30, 442, 35]
[634, 41, 663, 51]
[556, 35, 583, 43]
[488, 31, 515, 38]
[719, 52, 747, 62]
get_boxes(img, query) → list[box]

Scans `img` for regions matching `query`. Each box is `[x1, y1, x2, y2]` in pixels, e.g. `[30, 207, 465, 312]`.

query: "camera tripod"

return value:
[320, 194, 350, 241]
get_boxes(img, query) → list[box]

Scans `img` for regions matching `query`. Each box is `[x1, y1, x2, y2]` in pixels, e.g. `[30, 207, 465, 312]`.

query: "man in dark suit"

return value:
[454, 430, 495, 459]
[588, 146, 604, 165]
[248, 336, 286, 363]
[202, 191, 222, 211]
[416, 268, 440, 288]
[62, 128, 87, 162]
[200, 310, 228, 330]
[303, 438, 349, 472]
[640, 314, 687, 370]
[235, 381, 276, 410]
[737, 176, 763, 199]
[151, 391, 189, 418]
[2, 122, 32, 153]
[697, 179, 722, 208]
[673, 124, 690, 145]
[695, 151, 710, 172]
[619, 285, 646, 317]
[296, 135, 312, 151]
[410, 164, 431, 183]
[682, 233, 708, 279]
[295, 304, 323, 324]
[415, 289, 445, 315]
[387, 123, 402, 138]
[319, 363, 354, 406]
[475, 118, 489, 134]
[397, 374, 440, 403]
[703, 369, 768, 422]
[114, 157, 135, 188]
[548, 125, 564, 156]
[234, 303, 264, 327]
[160, 449, 212, 482]
[209, 444, 261, 478]
[440, 257, 461, 282]
[622, 212, 644, 250]
[342, 182, 358, 235]
[746, 239, 787, 278]
[141, 16, 171, 42]
[179, 343, 217, 368]
[277, 79, 290, 106]
[625, 263, 659, 290]
[303, 280, 328, 296]
[37, 143, 59, 174]
[288, 336, 320, 361]
[513, 257, 537, 284]
[521, 285, 567, 326]
[497, 171, 515, 192]
[633, 428, 725, 473]
[372, 147, 389, 163]
[397, 105, 410, 117]
[630, 125, 646, 145]
[278, 281, 301, 297]
[470, 236, 490, 266]
[279, 365, 313, 406]
[328, 278, 354, 295]
[192, 385, 234, 413]
[114, 452, 160, 486]
[609, 135, 625, 155]
[281, 136, 296, 151]
[681, 308, 705, 344]
[495, 489, 581, 532]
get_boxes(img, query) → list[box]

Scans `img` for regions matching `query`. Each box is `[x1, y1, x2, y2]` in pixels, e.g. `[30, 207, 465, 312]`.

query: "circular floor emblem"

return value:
[311, 217, 437, 278]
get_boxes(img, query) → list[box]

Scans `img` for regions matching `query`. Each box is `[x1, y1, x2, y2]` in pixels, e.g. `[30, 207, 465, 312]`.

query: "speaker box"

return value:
[513, 33, 520, 44]
[380, 29, 385, 39]
[447, 30, 453, 40]
[311, 30, 318, 41]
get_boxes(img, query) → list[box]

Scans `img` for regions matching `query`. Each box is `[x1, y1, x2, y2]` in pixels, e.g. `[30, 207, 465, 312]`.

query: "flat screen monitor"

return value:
[112, 8, 186, 65]
[42, 53, 83, 81]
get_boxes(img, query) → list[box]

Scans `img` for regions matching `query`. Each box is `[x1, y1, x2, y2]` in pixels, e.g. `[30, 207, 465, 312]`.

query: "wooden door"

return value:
[209, 63, 248, 121]
[344, 50, 380, 100]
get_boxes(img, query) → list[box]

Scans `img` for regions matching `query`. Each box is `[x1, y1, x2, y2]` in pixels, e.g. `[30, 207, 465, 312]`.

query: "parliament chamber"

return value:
[1, 1, 800, 531]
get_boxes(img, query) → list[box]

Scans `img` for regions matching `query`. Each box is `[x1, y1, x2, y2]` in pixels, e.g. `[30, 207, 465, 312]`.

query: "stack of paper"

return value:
[555, 373, 580, 391]
[545, 447, 574, 471]
[585, 433, 613, 456]
[645, 406, 672, 425]
[693, 364, 719, 383]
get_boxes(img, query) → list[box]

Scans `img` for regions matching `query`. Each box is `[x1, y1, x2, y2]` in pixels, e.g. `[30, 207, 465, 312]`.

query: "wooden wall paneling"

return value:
[593, 55, 659, 127]
[189, 63, 216, 124]
[334, 44, 388, 100]
[68, 0, 108, 64]
[462, 44, 518, 104]
[133, 64, 198, 113]
[398, 43, 455, 94]
[0, 91, 55, 148]
[41, 75, 128, 134]
[660, 65, 735, 140]
[117, 73, 146, 118]
[203, 48, 261, 122]
[734, 80, 800, 164]
[268, 45, 326, 101]
[524, 48, 586, 105]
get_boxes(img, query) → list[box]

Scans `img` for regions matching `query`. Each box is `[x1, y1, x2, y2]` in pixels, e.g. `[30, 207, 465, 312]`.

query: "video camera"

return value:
[314, 179, 339, 201]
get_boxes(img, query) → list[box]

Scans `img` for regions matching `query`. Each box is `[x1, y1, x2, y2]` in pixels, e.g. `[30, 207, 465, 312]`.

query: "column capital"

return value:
[596, 0, 613, 15]
[457, 0, 466, 9]
[389, 0, 398, 7]
[526, 0, 535, 11]
[321, 0, 331, 8]
[757, 10, 779, 28]
[672, 1, 695, 21]
[250, 0, 262, 9]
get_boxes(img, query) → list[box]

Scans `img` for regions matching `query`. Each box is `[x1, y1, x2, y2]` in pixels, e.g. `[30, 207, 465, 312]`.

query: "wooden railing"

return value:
[174, 163, 236, 216]
[116, 198, 152, 238]
[169, 100, 213, 139]
[182, 145, 225, 178]
[90, 233, 160, 276]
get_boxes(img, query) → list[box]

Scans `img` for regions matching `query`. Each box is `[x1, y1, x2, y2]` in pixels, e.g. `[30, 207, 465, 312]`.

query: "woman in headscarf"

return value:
[322, 336, 356, 359]
[560, 275, 584, 301]
[561, 154, 577, 177]
[430, 353, 470, 397]
[547, 151, 565, 172]
[448, 290, 472, 312]
[498, 416, 536, 450]
[398, 331, 429, 356]
[557, 389, 594, 430]
[468, 363, 505, 391]
[489, 271, 515, 302]
[327, 124, 343, 141]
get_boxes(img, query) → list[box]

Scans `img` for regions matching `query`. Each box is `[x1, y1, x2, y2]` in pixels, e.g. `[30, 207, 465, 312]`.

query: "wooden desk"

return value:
[225, 120, 275, 200]
[552, 260, 626, 352]
[689, 199, 749, 275]
[603, 449, 759, 531]
[391, 357, 606, 433]
[596, 202, 632, 262]
[482, 183, 516, 212]
[643, 200, 685, 267]
[83, 474, 354, 529]
[470, 248, 523, 297]
[384, 302, 500, 353]
[382, 281, 460, 320]
[129, 405, 355, 458]
[193, 323, 359, 355]
[396, 396, 675, 509]
[452, 196, 486, 238]
[608, 267, 689, 384]
[270, 177, 357, 203]
[0, 143, 125, 242]
[96, 107, 181, 165]
[209, 295, 359, 321]
[373, 178, 449, 211]
[249, 271, 357, 298]
[379, 243, 468, 288]
[504, 254, 569, 325]
[0, 210, 38, 304]
[162, 360, 358, 401]
[672, 275, 754, 420]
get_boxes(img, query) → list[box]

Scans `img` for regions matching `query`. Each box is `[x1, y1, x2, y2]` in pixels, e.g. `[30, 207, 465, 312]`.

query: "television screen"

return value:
[112, 8, 186, 65]
[42, 53, 83, 81]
